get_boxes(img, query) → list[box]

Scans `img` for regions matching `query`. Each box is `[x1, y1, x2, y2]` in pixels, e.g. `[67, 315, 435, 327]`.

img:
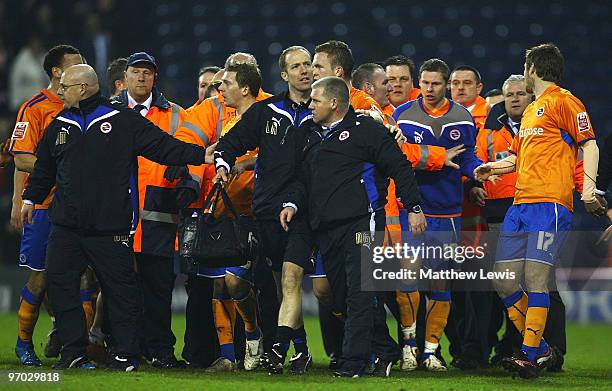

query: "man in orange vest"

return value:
[114, 52, 208, 369]
[447, 64, 491, 368]
[196, 66, 222, 105]
[384, 55, 422, 117]
[450, 66, 490, 132]
[450, 65, 491, 245]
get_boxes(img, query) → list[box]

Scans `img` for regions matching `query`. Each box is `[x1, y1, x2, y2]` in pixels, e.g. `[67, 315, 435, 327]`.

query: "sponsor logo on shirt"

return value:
[577, 112, 590, 133]
[12, 122, 28, 140]
[339, 130, 350, 141]
[536, 107, 545, 117]
[519, 127, 544, 137]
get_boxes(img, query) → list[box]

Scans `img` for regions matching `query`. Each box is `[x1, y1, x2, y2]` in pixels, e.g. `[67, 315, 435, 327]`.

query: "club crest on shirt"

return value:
[339, 130, 350, 141]
[12, 122, 28, 140]
[536, 107, 545, 117]
[577, 112, 590, 132]
[449, 129, 461, 141]
[100, 122, 112, 133]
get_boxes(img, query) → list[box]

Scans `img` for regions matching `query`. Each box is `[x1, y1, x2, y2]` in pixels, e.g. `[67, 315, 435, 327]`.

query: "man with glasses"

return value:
[7, 45, 85, 367]
[21, 63, 214, 370]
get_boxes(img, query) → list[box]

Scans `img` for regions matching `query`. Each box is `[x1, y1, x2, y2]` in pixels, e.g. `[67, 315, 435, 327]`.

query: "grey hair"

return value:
[502, 74, 525, 93]
[312, 76, 349, 110]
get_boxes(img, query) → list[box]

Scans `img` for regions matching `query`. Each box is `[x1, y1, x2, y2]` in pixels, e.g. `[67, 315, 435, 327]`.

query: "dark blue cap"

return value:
[126, 52, 157, 71]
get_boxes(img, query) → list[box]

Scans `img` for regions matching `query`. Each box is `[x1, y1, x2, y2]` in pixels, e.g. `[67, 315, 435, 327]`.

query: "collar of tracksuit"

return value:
[114, 87, 170, 110]
[318, 107, 357, 138]
[281, 90, 311, 111]
[74, 92, 104, 115]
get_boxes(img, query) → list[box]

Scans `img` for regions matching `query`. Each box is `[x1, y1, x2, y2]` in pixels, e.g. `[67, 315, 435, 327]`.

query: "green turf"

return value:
[0, 313, 610, 390]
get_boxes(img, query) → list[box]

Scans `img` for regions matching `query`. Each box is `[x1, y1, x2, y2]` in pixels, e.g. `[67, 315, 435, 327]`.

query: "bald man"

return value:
[21, 64, 215, 371]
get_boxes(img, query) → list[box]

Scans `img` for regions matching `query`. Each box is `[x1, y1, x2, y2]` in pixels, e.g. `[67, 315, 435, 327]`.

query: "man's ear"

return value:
[242, 86, 250, 97]
[52, 66, 63, 80]
[331, 98, 338, 111]
[334, 67, 344, 78]
[280, 71, 289, 82]
[115, 79, 125, 93]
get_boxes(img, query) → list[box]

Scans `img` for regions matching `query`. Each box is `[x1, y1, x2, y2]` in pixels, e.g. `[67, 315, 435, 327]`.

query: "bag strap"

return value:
[202, 182, 241, 219]
[203, 182, 222, 212]
[218, 185, 240, 219]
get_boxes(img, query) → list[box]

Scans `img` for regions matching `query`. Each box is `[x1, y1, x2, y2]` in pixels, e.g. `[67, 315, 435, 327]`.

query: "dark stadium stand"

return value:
[0, 0, 610, 264]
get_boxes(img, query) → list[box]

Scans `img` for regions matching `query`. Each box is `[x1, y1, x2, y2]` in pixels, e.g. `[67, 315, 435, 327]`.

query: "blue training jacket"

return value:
[394, 98, 482, 216]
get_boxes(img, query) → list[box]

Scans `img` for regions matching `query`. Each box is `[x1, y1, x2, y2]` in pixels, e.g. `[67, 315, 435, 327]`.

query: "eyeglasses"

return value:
[59, 82, 87, 92]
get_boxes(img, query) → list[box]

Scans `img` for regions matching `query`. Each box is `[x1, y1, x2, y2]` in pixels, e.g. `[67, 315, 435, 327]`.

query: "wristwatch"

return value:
[410, 205, 422, 214]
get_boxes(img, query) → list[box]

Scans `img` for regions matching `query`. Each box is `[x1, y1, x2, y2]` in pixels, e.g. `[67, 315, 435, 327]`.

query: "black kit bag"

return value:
[179, 182, 258, 267]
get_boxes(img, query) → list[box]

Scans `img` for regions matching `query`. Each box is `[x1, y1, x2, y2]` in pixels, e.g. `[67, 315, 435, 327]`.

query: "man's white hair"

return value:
[502, 74, 525, 94]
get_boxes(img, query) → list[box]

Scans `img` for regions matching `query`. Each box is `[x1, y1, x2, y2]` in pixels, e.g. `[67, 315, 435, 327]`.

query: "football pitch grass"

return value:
[0, 313, 610, 390]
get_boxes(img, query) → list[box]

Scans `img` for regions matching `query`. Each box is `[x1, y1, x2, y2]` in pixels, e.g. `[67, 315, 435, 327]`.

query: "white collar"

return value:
[128, 92, 153, 116]
[507, 117, 519, 135]
[322, 117, 344, 132]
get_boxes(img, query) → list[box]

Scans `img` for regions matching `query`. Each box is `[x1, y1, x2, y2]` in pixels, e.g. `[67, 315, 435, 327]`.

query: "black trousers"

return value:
[135, 253, 176, 358]
[319, 303, 344, 358]
[461, 290, 498, 363]
[317, 212, 398, 371]
[46, 226, 141, 360]
[182, 274, 219, 366]
[253, 257, 279, 354]
[318, 289, 403, 359]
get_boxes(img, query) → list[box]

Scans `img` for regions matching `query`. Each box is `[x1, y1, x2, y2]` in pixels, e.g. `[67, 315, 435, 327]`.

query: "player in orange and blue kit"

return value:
[197, 64, 265, 372]
[394, 59, 483, 372]
[8, 45, 85, 366]
[475, 43, 604, 379]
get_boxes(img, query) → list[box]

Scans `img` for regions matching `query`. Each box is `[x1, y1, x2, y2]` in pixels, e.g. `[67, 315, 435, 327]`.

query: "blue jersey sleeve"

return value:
[457, 123, 483, 179]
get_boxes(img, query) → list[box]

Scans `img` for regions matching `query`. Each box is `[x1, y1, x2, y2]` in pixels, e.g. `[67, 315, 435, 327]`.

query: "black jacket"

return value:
[287, 109, 421, 230]
[23, 93, 206, 235]
[214, 91, 313, 219]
